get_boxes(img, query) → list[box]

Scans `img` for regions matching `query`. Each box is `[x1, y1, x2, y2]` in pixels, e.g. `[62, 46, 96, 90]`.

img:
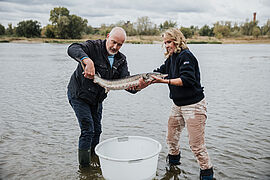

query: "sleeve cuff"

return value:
[80, 56, 89, 61]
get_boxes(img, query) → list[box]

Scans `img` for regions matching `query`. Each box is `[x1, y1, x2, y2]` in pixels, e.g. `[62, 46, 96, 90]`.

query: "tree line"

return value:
[0, 7, 270, 39]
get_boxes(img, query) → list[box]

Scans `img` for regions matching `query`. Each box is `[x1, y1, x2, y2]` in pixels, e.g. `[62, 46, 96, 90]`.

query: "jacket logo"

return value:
[183, 61, 189, 65]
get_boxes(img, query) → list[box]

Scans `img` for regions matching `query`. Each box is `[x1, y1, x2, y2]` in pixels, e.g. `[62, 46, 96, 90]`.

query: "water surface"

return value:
[0, 43, 270, 180]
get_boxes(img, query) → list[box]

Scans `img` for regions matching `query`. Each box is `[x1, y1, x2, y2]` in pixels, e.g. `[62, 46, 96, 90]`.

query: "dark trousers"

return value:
[67, 90, 102, 150]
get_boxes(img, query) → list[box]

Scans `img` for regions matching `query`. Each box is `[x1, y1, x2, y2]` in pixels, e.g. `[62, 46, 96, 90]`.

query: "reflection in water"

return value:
[90, 154, 100, 168]
[78, 153, 103, 180]
[78, 165, 103, 180]
[160, 165, 182, 180]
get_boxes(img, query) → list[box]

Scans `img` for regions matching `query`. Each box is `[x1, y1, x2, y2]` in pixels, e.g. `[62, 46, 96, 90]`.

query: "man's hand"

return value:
[82, 58, 95, 79]
[137, 77, 151, 89]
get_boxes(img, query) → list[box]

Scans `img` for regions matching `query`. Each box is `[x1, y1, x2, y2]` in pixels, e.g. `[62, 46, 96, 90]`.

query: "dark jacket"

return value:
[154, 49, 204, 106]
[67, 39, 132, 105]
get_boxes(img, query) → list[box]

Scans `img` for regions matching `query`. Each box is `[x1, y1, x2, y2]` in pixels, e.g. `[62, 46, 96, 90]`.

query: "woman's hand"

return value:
[151, 75, 167, 84]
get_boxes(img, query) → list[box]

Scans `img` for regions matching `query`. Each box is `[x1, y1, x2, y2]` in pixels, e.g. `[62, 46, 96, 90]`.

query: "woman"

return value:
[140, 28, 214, 180]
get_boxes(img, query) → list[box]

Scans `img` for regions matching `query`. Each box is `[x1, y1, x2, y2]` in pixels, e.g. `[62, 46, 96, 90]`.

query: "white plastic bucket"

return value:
[95, 136, 162, 180]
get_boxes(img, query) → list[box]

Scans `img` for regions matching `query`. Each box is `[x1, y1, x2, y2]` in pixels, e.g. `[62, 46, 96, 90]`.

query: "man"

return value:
[67, 27, 138, 167]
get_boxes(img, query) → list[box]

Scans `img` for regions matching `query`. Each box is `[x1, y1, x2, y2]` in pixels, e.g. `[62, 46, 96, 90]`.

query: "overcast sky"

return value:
[0, 0, 269, 28]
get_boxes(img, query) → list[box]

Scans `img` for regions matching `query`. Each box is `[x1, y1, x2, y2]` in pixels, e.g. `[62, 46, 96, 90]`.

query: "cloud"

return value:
[0, 0, 269, 28]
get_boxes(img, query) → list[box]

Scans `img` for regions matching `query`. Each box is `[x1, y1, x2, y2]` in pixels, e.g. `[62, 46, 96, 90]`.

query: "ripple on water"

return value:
[0, 43, 270, 180]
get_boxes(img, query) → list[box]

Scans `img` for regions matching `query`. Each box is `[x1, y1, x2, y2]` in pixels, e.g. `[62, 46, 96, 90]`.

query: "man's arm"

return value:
[67, 42, 90, 62]
[67, 42, 95, 79]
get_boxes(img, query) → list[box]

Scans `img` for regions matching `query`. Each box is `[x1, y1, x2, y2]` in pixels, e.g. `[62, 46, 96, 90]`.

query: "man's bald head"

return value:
[108, 27, 126, 41]
[106, 27, 126, 55]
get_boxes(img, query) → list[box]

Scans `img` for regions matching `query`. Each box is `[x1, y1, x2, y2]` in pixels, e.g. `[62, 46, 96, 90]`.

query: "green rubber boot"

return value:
[78, 149, 91, 168]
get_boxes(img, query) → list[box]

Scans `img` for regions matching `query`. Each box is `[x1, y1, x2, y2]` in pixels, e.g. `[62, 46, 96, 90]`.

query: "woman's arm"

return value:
[151, 76, 183, 86]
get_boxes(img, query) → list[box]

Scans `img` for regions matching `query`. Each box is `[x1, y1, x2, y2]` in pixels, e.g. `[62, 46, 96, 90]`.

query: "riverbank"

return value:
[1, 35, 270, 44]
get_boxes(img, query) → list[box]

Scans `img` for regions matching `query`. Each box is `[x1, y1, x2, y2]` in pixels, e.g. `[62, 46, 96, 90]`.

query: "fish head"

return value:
[143, 73, 151, 79]
[143, 72, 168, 81]
[141, 73, 153, 81]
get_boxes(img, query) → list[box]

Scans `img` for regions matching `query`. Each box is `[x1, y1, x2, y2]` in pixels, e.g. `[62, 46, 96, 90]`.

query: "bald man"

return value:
[67, 27, 137, 167]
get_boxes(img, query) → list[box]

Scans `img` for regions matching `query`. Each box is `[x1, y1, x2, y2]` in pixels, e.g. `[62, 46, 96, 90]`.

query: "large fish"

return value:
[93, 72, 167, 93]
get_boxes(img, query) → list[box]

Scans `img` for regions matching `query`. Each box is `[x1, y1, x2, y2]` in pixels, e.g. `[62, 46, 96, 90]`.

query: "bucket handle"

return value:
[128, 158, 143, 163]
[117, 137, 129, 142]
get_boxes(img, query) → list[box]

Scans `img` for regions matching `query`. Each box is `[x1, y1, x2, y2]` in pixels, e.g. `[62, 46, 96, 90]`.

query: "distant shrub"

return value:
[16, 20, 41, 38]
[180, 27, 192, 38]
[0, 24, 5, 35]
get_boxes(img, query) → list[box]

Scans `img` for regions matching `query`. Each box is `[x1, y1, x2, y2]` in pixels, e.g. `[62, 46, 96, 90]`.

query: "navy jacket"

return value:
[67, 39, 133, 105]
[154, 49, 204, 106]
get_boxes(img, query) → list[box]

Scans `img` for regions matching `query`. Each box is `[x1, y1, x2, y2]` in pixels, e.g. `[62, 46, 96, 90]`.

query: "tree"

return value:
[0, 24, 5, 35]
[252, 27, 261, 38]
[16, 20, 41, 38]
[189, 25, 199, 36]
[68, 14, 88, 39]
[49, 7, 70, 25]
[135, 16, 158, 35]
[56, 16, 71, 39]
[48, 7, 87, 39]
[262, 19, 270, 36]
[159, 20, 177, 31]
[230, 22, 241, 37]
[240, 19, 259, 36]
[231, 22, 240, 33]
[180, 27, 192, 38]
[6, 23, 14, 36]
[44, 24, 56, 38]
[99, 24, 114, 36]
[85, 25, 97, 35]
[116, 21, 137, 36]
[199, 25, 213, 36]
[213, 21, 230, 38]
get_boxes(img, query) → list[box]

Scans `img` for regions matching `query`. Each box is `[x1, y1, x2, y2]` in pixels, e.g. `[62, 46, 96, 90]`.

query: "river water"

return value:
[0, 42, 269, 180]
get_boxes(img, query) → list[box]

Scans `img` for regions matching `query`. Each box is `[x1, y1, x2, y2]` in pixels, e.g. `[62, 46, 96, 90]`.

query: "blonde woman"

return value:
[139, 28, 214, 179]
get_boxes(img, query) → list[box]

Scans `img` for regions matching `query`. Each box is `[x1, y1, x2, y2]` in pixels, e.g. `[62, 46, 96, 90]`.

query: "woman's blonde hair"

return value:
[162, 28, 188, 58]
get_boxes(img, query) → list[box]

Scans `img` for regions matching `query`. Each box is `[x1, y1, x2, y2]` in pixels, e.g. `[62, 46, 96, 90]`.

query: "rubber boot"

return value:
[200, 167, 214, 180]
[78, 149, 91, 168]
[165, 153, 181, 172]
[166, 153, 181, 166]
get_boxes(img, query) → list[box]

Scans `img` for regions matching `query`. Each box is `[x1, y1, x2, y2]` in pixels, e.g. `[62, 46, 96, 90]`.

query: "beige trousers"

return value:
[167, 99, 212, 170]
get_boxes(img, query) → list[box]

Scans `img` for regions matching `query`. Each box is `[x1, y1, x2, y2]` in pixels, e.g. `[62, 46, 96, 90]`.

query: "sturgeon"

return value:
[93, 72, 167, 93]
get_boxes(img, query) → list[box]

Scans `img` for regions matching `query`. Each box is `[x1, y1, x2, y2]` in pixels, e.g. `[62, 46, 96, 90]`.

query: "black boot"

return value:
[200, 167, 214, 180]
[78, 149, 91, 168]
[166, 153, 181, 166]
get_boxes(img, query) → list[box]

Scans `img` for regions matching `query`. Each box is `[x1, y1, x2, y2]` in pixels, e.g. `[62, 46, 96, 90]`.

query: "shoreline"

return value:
[1, 35, 270, 44]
